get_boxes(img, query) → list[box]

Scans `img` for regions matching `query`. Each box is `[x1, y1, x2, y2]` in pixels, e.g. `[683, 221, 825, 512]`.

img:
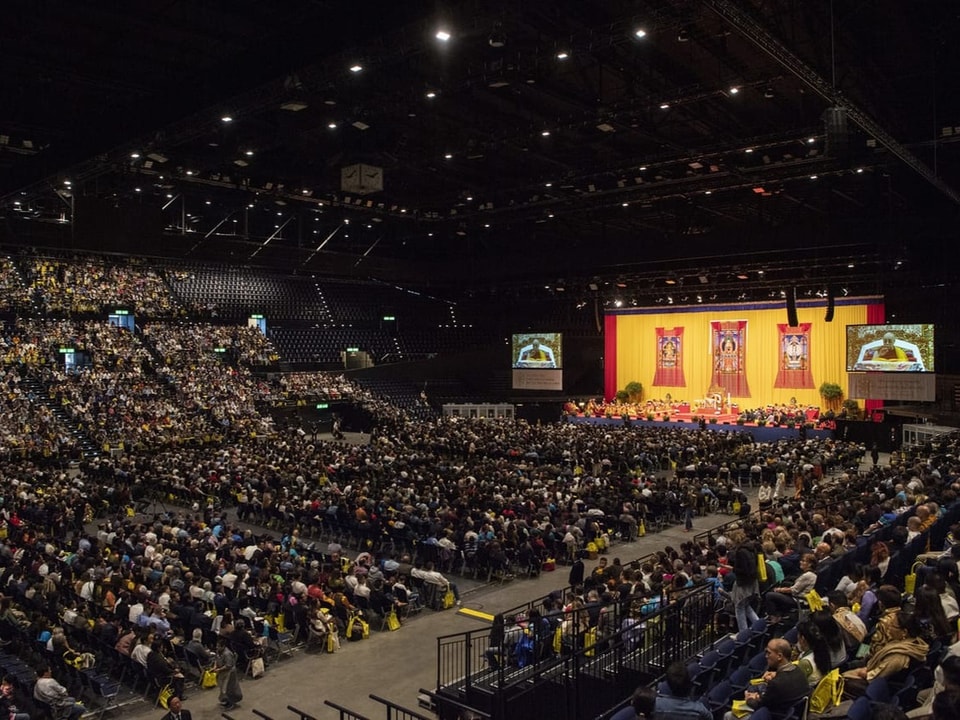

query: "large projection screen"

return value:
[512, 332, 562, 390]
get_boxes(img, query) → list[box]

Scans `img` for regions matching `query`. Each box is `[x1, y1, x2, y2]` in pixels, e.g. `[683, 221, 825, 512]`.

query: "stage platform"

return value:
[566, 414, 833, 442]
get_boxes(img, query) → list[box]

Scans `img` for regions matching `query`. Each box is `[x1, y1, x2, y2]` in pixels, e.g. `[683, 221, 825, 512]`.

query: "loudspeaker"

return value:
[786, 287, 799, 327]
[824, 286, 835, 322]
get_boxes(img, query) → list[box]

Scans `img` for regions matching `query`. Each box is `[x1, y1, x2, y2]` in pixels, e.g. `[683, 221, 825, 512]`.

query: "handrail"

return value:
[369, 694, 433, 720]
[321, 701, 370, 720]
[418, 688, 491, 720]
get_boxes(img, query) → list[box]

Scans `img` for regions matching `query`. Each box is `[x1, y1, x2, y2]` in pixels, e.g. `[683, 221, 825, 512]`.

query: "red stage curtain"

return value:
[774, 323, 815, 389]
[604, 313, 618, 400]
[653, 327, 686, 387]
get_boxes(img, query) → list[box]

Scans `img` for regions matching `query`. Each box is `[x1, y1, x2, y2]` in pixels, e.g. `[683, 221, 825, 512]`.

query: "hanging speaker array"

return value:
[786, 287, 799, 327]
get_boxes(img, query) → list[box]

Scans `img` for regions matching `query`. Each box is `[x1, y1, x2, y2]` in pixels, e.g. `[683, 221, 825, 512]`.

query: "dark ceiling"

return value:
[2, 0, 959, 302]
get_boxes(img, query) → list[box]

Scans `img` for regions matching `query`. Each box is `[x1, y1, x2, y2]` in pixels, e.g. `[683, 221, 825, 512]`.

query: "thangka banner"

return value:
[653, 327, 685, 387]
[774, 323, 815, 389]
[710, 320, 751, 397]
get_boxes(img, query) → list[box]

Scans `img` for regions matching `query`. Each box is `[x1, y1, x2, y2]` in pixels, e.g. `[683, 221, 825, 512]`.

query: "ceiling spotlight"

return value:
[425, 91, 436, 99]
[856, 168, 864, 173]
[614, 299, 623, 308]
[435, 29, 451, 42]
[807, 137, 816, 144]
[221, 115, 233, 123]
[63, 180, 71, 186]
[134, 187, 141, 193]
[349, 64, 363, 73]
[622, 202, 629, 207]
[444, 153, 453, 159]
[327, 122, 337, 129]
[185, 170, 194, 176]
[545, 182, 552, 187]
[763, 86, 775, 98]
[634, 28, 647, 38]
[704, 190, 712, 195]
[244, 150, 254, 156]
[541, 130, 550, 137]
[729, 86, 739, 95]
[810, 175, 818, 180]
[556, 51, 568, 60]
[745, 148, 754, 154]
[660, 103, 670, 110]
[130, 152, 140, 159]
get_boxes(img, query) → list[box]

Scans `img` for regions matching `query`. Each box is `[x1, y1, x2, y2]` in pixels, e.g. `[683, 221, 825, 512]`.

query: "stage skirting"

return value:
[566, 415, 834, 442]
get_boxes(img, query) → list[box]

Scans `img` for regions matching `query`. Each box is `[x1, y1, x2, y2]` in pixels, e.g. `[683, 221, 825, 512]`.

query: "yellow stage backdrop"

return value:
[604, 297, 881, 409]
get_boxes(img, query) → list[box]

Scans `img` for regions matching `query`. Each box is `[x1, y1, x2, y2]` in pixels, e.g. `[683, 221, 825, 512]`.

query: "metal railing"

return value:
[369, 694, 433, 720]
[323, 700, 371, 720]
[435, 583, 720, 720]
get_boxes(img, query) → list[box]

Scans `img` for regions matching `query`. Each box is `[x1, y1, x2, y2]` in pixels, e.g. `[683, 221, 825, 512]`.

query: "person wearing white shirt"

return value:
[763, 554, 818, 621]
[411, 562, 460, 606]
[128, 600, 145, 624]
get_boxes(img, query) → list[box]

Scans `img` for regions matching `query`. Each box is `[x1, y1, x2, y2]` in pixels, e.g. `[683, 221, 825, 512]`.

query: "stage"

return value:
[565, 414, 834, 442]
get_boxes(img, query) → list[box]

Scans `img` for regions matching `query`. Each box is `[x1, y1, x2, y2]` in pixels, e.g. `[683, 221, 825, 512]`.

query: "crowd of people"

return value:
[575, 437, 960, 720]
[570, 398, 834, 429]
[25, 256, 180, 317]
[0, 254, 955, 719]
[0, 382, 953, 719]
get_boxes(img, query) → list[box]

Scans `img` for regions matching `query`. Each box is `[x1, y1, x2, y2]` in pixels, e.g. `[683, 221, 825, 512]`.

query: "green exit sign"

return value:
[383, 315, 395, 321]
[113, 309, 129, 315]
[316, 403, 329, 410]
[250, 314, 263, 319]
[346, 347, 359, 352]
[214, 347, 226, 353]
[59, 347, 75, 354]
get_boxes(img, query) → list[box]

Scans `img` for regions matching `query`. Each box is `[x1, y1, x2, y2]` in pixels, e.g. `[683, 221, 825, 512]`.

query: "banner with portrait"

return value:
[774, 323, 815, 389]
[652, 327, 685, 387]
[710, 320, 750, 397]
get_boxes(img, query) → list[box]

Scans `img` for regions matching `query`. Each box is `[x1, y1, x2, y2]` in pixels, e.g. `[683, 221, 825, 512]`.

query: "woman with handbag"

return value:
[213, 638, 242, 711]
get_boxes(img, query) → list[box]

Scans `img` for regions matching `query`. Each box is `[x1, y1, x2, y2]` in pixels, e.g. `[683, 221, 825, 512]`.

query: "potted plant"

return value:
[709, 417, 718, 424]
[736, 417, 746, 426]
[646, 413, 655, 421]
[757, 419, 767, 427]
[615, 389, 629, 403]
[818, 382, 844, 412]
[625, 381, 643, 403]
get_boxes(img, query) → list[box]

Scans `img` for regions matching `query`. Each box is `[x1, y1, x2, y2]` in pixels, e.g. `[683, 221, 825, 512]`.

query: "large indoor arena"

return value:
[1, 3, 960, 720]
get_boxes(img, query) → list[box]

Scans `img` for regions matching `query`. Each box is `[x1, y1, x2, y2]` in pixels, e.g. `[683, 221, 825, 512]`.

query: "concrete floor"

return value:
[111, 493, 756, 720]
